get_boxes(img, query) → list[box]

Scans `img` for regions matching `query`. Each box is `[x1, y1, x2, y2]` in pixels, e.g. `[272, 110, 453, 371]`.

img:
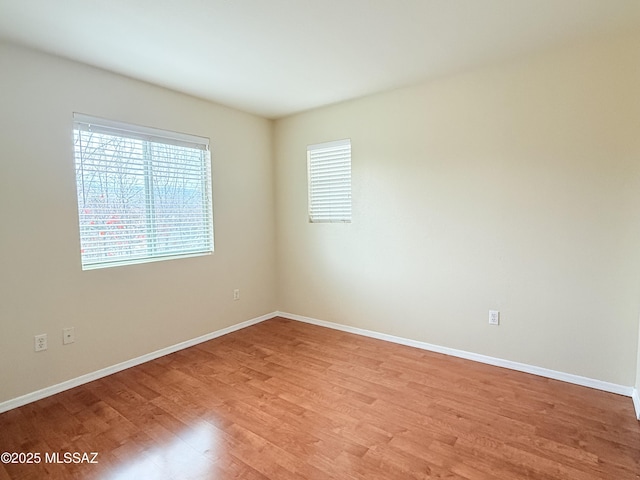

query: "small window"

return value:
[307, 139, 352, 223]
[73, 113, 214, 270]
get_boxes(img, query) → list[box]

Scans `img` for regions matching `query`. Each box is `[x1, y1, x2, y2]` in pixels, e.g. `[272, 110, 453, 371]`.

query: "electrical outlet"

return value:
[63, 327, 75, 345]
[34, 334, 47, 352]
[489, 310, 500, 325]
[233, 289, 240, 301]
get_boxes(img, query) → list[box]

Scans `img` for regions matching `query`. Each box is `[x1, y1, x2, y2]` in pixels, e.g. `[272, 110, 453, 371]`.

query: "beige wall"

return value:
[274, 32, 640, 386]
[0, 43, 277, 403]
[637, 318, 640, 393]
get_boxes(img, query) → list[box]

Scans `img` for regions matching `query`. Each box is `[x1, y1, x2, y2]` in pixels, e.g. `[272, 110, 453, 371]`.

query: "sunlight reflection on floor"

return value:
[106, 422, 221, 479]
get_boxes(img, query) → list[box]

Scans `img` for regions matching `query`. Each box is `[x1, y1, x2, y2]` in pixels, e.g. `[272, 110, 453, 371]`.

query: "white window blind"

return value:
[307, 139, 352, 223]
[73, 113, 214, 270]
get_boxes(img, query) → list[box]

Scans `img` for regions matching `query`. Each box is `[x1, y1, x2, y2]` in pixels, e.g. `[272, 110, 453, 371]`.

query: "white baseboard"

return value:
[0, 312, 274, 414]
[276, 311, 634, 398]
[2, 310, 635, 417]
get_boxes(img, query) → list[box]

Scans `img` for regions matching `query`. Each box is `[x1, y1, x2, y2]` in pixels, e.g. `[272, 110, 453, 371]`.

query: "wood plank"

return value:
[0, 317, 638, 479]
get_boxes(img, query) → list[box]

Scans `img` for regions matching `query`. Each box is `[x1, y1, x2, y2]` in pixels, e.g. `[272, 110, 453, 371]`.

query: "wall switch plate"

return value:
[63, 327, 75, 345]
[34, 334, 47, 352]
[233, 289, 240, 301]
[489, 310, 500, 325]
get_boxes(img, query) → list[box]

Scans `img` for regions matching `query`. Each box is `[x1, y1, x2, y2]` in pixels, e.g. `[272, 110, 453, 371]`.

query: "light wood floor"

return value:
[1, 317, 639, 479]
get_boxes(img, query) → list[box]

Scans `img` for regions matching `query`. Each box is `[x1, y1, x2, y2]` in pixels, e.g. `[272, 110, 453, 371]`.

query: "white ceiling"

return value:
[1, 0, 639, 119]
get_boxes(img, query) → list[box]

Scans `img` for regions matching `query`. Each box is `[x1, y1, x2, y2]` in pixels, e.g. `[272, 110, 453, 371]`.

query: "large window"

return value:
[73, 113, 214, 270]
[307, 139, 352, 223]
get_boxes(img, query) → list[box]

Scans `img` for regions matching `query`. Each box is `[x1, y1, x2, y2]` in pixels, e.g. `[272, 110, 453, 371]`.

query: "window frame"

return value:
[307, 138, 352, 223]
[73, 113, 214, 270]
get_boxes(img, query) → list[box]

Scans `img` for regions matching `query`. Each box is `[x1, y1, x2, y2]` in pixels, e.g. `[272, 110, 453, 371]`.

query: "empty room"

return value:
[1, 0, 640, 478]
